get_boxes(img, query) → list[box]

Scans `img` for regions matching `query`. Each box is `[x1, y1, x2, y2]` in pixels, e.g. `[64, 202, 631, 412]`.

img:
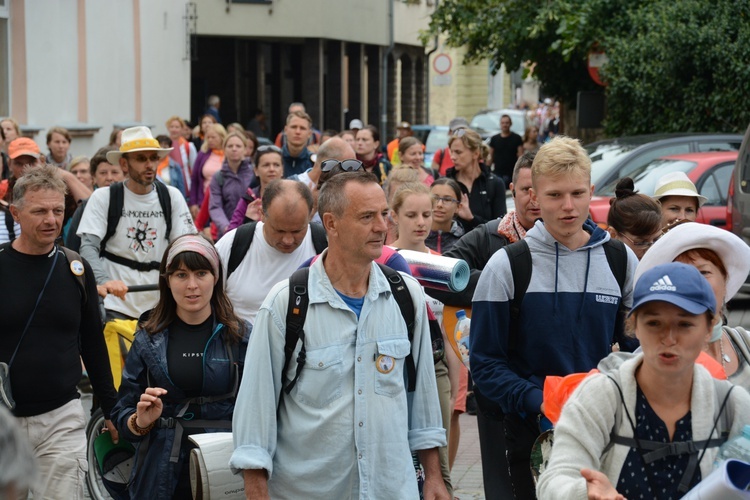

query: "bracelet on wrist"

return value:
[130, 412, 155, 435]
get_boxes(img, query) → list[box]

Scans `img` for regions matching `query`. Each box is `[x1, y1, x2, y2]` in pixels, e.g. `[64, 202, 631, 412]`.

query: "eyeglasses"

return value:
[432, 195, 459, 205]
[257, 145, 282, 154]
[321, 159, 364, 173]
[452, 128, 467, 138]
[618, 232, 659, 248]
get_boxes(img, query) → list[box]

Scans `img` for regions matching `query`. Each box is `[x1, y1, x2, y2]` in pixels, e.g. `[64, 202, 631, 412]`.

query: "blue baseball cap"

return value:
[629, 262, 716, 316]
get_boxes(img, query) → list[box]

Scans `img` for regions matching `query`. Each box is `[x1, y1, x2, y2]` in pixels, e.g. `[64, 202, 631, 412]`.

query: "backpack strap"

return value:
[377, 263, 417, 392]
[281, 267, 310, 399]
[309, 223, 328, 254]
[606, 375, 734, 494]
[1, 205, 14, 242]
[153, 181, 173, 241]
[602, 239, 628, 294]
[59, 246, 88, 305]
[227, 222, 257, 280]
[101, 182, 124, 254]
[504, 240, 531, 351]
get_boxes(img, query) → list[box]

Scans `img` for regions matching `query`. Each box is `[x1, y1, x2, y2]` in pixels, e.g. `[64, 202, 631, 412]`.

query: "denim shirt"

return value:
[230, 252, 446, 499]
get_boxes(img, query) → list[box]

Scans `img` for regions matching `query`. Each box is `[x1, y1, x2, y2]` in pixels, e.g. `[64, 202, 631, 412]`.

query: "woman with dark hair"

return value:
[445, 128, 506, 231]
[355, 125, 392, 185]
[606, 177, 663, 260]
[228, 145, 283, 230]
[243, 130, 259, 165]
[111, 234, 250, 499]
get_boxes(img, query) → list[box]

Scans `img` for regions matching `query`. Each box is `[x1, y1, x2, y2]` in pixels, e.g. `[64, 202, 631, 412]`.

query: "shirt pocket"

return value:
[374, 339, 412, 398]
[295, 345, 343, 408]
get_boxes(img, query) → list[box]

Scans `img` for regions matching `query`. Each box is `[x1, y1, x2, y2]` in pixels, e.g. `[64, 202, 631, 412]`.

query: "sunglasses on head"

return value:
[452, 128, 468, 138]
[321, 159, 364, 173]
[257, 145, 282, 154]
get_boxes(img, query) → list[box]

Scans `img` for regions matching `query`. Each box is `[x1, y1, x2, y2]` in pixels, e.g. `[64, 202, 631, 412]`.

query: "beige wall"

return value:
[428, 44, 490, 125]
[194, 0, 432, 47]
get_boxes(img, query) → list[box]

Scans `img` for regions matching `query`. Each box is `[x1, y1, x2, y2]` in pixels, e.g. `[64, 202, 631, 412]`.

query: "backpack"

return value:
[99, 181, 173, 272]
[474, 237, 629, 420]
[279, 263, 418, 406]
[226, 221, 328, 279]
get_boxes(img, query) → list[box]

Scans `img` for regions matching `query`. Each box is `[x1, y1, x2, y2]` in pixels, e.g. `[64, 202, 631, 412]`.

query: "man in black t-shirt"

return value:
[1, 165, 118, 499]
[489, 114, 524, 187]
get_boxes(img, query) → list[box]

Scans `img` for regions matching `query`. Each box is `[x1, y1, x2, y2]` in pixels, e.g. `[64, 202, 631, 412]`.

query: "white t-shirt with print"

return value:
[215, 222, 316, 325]
[77, 183, 196, 319]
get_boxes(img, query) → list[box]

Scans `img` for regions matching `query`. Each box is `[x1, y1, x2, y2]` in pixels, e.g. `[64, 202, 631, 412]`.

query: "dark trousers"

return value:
[503, 413, 541, 500]
[476, 406, 514, 499]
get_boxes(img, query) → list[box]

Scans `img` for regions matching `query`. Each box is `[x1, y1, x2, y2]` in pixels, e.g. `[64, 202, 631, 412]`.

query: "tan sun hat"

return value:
[106, 126, 172, 164]
[635, 222, 750, 302]
[652, 171, 707, 207]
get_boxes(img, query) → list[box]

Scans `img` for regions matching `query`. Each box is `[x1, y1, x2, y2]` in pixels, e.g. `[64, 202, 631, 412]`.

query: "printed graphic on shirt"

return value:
[182, 351, 204, 358]
[127, 220, 158, 254]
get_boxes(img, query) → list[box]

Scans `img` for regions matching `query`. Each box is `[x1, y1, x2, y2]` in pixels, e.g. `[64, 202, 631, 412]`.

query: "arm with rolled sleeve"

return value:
[230, 283, 288, 477]
[404, 277, 447, 452]
[470, 251, 543, 415]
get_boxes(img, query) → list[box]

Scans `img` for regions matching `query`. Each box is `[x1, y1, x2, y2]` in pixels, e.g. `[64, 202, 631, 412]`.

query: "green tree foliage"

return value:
[424, 0, 750, 135]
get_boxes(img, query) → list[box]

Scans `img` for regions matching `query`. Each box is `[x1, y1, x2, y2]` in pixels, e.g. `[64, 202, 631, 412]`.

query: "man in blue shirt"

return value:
[230, 172, 448, 499]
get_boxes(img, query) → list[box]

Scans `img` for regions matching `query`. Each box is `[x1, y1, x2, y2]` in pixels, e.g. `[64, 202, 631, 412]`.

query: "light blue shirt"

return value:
[230, 251, 446, 499]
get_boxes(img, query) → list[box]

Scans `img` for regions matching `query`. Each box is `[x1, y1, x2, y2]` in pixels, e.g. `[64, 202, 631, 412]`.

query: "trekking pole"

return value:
[126, 284, 159, 293]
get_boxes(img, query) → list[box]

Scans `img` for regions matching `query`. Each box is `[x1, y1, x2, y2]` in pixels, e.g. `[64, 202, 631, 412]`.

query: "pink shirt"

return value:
[202, 153, 223, 188]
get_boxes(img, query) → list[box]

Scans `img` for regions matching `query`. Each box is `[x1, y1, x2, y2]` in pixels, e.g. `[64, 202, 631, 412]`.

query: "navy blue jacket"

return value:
[111, 318, 250, 499]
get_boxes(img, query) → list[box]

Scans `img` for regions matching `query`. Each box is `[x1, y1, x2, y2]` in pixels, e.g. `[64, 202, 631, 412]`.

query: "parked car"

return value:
[729, 121, 750, 292]
[410, 125, 449, 166]
[470, 109, 528, 139]
[586, 134, 742, 194]
[588, 151, 737, 231]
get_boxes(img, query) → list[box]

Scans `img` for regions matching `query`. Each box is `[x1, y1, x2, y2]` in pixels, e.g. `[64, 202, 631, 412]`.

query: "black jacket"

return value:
[445, 165, 506, 232]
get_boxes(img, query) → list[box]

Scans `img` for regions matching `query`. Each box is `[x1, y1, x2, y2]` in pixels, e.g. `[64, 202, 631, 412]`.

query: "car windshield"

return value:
[425, 128, 449, 153]
[598, 159, 697, 197]
[587, 142, 642, 186]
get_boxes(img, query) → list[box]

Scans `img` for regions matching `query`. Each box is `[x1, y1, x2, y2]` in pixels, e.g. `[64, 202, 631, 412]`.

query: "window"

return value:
[699, 162, 734, 206]
[697, 141, 742, 152]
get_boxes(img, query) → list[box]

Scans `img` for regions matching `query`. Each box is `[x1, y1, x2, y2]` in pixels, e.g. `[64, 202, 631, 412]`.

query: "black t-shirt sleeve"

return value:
[79, 257, 119, 418]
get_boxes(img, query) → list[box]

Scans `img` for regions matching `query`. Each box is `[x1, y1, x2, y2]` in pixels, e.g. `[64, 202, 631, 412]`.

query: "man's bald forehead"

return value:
[317, 137, 356, 162]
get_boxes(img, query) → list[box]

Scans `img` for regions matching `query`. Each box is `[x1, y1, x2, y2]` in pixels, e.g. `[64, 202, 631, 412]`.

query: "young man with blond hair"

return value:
[470, 136, 638, 499]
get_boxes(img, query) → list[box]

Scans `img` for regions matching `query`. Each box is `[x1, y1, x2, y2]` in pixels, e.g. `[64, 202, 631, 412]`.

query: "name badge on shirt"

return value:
[70, 260, 85, 276]
[376, 354, 395, 374]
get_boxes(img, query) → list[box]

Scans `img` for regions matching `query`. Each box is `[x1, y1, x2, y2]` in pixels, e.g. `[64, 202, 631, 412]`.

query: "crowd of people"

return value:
[0, 104, 749, 500]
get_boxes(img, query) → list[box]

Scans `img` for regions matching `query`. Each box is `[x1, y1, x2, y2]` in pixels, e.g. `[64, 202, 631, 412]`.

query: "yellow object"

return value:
[442, 305, 472, 360]
[103, 318, 138, 389]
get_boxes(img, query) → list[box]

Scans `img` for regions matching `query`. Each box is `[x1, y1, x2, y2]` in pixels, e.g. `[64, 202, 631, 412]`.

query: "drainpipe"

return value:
[381, 0, 394, 142]
[424, 0, 440, 124]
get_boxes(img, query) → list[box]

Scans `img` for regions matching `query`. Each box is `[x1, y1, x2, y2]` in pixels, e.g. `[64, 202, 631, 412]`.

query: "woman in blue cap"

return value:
[536, 262, 750, 500]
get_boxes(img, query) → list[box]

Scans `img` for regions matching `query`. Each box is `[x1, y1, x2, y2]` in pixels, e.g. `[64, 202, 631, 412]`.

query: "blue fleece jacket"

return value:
[470, 219, 638, 416]
[281, 144, 314, 178]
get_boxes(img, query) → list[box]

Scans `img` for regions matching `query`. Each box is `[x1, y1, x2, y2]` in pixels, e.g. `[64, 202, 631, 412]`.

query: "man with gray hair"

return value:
[215, 179, 326, 325]
[0, 164, 118, 499]
[230, 172, 448, 499]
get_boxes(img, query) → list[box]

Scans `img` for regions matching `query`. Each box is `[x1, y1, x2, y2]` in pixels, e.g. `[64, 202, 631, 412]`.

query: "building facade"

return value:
[1, 0, 434, 156]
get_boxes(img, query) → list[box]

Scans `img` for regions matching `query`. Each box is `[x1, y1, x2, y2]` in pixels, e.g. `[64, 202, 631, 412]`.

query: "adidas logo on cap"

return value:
[650, 275, 676, 292]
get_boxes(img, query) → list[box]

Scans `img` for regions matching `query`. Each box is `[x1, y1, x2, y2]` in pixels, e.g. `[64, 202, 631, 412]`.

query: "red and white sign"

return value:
[433, 53, 452, 75]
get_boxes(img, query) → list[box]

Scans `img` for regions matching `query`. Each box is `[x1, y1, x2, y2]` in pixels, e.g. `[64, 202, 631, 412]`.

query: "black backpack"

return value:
[99, 181, 173, 272]
[279, 263, 418, 407]
[226, 221, 328, 279]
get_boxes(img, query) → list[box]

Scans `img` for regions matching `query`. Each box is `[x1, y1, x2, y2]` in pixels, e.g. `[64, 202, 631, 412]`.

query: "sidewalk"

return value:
[451, 413, 485, 499]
